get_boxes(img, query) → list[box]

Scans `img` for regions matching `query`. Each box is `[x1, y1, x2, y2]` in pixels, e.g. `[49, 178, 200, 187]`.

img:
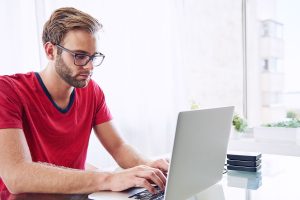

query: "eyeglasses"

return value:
[56, 44, 105, 67]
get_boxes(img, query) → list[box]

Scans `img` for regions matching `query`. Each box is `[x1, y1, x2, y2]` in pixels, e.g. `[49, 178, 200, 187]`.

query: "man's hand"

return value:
[145, 158, 169, 173]
[106, 165, 167, 194]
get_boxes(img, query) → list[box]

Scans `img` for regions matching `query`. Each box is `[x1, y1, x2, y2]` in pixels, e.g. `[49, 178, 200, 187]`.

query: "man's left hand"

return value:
[146, 158, 169, 173]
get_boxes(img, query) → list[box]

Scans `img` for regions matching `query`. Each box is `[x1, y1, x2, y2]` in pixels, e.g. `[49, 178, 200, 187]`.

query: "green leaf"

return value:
[263, 119, 300, 128]
[232, 114, 248, 132]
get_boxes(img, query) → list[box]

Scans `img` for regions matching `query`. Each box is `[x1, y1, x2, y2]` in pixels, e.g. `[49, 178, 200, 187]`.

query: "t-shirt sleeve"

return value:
[92, 82, 112, 126]
[0, 78, 23, 129]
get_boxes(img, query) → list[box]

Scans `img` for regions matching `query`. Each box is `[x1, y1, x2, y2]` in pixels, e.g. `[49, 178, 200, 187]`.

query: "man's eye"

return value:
[75, 54, 88, 60]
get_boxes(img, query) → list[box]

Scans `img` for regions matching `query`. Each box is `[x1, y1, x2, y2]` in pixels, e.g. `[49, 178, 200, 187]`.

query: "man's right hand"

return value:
[106, 165, 167, 194]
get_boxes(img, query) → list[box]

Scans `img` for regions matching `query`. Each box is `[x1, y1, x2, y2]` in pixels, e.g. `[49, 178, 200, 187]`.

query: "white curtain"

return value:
[1, 0, 243, 169]
[0, 0, 41, 74]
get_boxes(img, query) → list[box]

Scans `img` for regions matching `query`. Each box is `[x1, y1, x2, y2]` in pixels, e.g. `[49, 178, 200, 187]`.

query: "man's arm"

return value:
[93, 121, 169, 193]
[93, 121, 169, 170]
[0, 128, 111, 194]
[0, 128, 167, 194]
[93, 121, 149, 168]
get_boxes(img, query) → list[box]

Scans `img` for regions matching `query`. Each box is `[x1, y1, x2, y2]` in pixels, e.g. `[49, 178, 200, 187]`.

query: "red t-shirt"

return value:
[0, 72, 112, 191]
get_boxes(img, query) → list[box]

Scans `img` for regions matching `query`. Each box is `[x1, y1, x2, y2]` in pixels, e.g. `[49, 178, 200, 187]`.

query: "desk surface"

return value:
[194, 154, 300, 200]
[1, 154, 300, 200]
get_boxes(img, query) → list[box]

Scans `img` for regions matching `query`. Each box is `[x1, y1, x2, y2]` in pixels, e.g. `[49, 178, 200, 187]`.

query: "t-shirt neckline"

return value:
[34, 72, 75, 114]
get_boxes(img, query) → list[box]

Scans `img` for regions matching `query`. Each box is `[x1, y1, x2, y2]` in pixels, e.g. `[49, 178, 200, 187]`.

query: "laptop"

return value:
[89, 106, 234, 200]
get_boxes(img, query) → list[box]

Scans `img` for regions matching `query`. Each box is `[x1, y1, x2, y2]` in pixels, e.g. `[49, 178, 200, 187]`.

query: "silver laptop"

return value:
[89, 106, 234, 200]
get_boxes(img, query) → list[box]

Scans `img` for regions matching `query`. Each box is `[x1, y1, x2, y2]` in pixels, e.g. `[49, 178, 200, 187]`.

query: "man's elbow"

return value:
[2, 172, 26, 194]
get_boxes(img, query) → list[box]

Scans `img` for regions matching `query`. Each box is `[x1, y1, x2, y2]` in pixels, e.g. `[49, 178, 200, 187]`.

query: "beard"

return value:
[55, 56, 92, 88]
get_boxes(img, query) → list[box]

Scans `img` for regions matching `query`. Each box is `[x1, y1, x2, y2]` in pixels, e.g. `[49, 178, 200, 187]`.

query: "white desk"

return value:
[192, 154, 300, 200]
[6, 154, 297, 200]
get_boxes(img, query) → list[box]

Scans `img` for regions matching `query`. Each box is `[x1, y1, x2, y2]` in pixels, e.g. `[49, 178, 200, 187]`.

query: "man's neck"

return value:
[39, 64, 74, 109]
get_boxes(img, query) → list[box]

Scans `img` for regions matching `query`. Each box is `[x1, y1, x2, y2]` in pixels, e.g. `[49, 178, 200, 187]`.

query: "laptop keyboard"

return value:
[128, 186, 164, 200]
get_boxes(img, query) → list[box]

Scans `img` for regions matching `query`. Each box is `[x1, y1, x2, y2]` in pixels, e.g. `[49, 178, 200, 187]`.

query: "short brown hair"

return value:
[42, 7, 102, 45]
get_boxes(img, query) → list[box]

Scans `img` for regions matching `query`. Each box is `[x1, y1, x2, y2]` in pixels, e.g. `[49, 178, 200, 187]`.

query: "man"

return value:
[0, 7, 168, 194]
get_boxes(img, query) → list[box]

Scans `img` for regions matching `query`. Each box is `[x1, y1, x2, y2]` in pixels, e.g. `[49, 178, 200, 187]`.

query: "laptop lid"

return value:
[88, 106, 234, 200]
[165, 106, 233, 200]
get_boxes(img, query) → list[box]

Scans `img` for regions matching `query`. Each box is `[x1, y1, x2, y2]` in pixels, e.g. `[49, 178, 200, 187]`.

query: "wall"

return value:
[0, 0, 245, 168]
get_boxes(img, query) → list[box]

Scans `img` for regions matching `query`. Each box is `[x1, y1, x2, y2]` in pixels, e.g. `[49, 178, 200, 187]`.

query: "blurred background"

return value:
[0, 0, 299, 168]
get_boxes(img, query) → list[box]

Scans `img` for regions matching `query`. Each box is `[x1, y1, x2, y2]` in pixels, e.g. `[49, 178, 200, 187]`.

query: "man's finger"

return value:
[134, 177, 156, 194]
[136, 169, 166, 191]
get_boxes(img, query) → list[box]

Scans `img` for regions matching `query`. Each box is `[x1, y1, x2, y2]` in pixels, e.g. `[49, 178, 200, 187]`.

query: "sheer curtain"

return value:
[1, 0, 243, 169]
[0, 0, 41, 75]
[179, 0, 243, 112]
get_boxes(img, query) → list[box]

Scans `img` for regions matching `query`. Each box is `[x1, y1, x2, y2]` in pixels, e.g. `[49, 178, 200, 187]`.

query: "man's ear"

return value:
[44, 42, 56, 60]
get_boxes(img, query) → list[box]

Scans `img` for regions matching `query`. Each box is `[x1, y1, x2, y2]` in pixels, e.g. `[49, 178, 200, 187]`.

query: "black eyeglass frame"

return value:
[56, 44, 105, 67]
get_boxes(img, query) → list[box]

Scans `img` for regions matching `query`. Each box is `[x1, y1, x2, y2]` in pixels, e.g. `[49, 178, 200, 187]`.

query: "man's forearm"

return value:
[5, 161, 111, 194]
[112, 143, 151, 169]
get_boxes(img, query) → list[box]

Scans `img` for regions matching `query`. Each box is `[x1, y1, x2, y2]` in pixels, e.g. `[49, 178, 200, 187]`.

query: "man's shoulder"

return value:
[75, 79, 105, 100]
[0, 72, 35, 84]
[81, 79, 103, 92]
[0, 72, 36, 92]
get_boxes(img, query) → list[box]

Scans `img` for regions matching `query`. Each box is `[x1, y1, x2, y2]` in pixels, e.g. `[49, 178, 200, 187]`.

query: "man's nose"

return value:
[83, 60, 94, 70]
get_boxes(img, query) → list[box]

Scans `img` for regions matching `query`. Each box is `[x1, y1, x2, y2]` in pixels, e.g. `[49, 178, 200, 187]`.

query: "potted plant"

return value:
[232, 114, 248, 133]
[253, 111, 300, 144]
[231, 113, 248, 139]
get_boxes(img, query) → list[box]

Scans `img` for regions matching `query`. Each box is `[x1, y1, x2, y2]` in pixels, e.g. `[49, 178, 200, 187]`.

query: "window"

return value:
[246, 0, 300, 125]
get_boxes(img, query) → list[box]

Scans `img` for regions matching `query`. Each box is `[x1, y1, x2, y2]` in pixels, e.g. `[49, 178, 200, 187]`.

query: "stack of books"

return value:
[227, 152, 262, 172]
